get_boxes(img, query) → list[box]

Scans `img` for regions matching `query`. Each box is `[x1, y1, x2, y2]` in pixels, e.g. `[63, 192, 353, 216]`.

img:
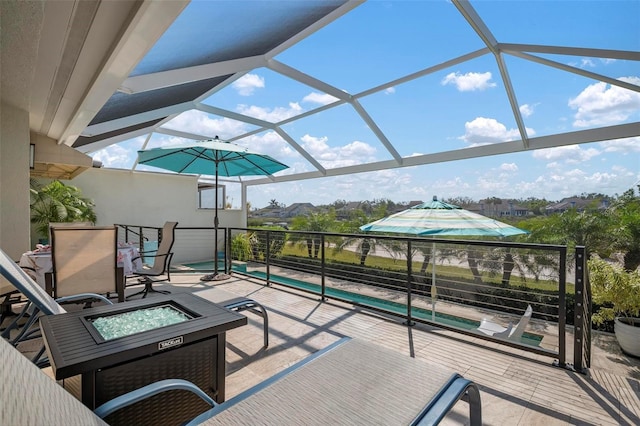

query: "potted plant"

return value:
[30, 179, 97, 244]
[588, 255, 640, 357]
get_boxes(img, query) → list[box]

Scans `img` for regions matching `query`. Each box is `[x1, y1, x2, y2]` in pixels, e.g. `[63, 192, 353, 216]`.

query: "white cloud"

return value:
[599, 136, 640, 153]
[385, 87, 396, 95]
[580, 58, 596, 68]
[519, 103, 535, 117]
[241, 131, 297, 159]
[161, 110, 248, 138]
[568, 76, 640, 127]
[92, 144, 133, 168]
[302, 92, 339, 105]
[500, 163, 518, 172]
[441, 71, 496, 91]
[232, 73, 265, 96]
[236, 102, 303, 122]
[460, 117, 533, 145]
[301, 134, 377, 168]
[532, 145, 600, 163]
[569, 58, 617, 68]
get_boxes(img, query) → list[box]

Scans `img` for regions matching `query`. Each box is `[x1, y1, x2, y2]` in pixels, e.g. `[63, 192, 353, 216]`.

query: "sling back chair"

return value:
[0, 248, 114, 366]
[45, 226, 125, 303]
[127, 221, 178, 299]
[476, 305, 533, 342]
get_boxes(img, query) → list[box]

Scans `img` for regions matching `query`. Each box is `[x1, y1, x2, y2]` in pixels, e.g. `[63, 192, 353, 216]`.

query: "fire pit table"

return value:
[40, 293, 247, 425]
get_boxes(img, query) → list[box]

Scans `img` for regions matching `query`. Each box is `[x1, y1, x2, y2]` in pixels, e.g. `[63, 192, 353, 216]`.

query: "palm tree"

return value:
[290, 211, 337, 259]
[333, 209, 397, 266]
[608, 186, 640, 271]
[30, 179, 97, 240]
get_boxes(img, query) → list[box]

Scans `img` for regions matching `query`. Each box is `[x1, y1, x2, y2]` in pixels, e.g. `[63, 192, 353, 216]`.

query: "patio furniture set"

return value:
[0, 245, 482, 425]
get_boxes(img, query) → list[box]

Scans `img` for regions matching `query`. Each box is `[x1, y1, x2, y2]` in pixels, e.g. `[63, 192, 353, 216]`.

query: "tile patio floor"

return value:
[155, 273, 639, 425]
[11, 271, 640, 425]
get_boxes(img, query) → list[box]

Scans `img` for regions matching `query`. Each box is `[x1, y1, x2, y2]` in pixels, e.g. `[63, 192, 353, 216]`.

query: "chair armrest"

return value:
[56, 293, 114, 305]
[93, 379, 216, 419]
[132, 252, 171, 261]
[411, 374, 482, 426]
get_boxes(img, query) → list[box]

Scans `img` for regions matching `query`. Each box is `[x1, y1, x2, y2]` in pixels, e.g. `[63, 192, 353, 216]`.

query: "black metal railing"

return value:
[115, 223, 591, 371]
[573, 246, 591, 373]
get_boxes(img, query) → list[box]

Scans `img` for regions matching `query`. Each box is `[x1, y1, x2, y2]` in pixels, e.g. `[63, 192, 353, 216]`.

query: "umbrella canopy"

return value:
[137, 137, 289, 280]
[360, 196, 527, 321]
[359, 197, 528, 237]
[137, 138, 289, 177]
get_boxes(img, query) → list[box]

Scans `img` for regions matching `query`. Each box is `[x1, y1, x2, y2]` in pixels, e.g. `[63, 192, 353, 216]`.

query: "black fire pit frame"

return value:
[40, 293, 247, 425]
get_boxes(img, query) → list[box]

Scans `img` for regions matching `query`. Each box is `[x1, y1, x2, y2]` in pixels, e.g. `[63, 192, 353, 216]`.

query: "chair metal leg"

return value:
[126, 278, 171, 300]
[224, 299, 269, 348]
[0, 291, 22, 329]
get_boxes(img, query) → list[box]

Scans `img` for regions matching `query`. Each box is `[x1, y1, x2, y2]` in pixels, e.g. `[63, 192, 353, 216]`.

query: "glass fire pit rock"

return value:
[90, 304, 192, 341]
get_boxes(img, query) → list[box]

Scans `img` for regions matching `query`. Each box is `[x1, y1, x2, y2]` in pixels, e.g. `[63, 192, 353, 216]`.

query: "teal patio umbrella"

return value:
[360, 196, 528, 237]
[137, 137, 289, 281]
[360, 196, 528, 319]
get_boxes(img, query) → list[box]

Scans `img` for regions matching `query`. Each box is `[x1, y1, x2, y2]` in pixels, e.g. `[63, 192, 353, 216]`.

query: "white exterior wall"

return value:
[71, 168, 246, 264]
[0, 102, 31, 259]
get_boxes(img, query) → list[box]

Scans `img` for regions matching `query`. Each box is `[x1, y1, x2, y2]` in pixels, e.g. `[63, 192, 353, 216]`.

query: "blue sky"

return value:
[91, 1, 639, 209]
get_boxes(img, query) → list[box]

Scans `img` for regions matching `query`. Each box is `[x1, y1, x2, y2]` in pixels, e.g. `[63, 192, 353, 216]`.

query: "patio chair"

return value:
[0, 248, 114, 366]
[476, 304, 533, 342]
[0, 334, 215, 426]
[127, 221, 178, 299]
[186, 338, 482, 426]
[45, 226, 125, 303]
[2, 332, 482, 425]
[48, 221, 94, 242]
[201, 287, 269, 348]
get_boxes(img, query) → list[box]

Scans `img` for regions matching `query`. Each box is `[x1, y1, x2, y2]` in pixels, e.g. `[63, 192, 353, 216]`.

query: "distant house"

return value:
[281, 203, 315, 218]
[336, 201, 369, 220]
[398, 200, 424, 212]
[545, 197, 610, 214]
[472, 199, 530, 218]
[251, 206, 284, 217]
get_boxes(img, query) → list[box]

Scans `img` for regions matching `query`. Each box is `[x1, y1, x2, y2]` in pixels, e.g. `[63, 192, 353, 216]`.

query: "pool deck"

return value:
[11, 271, 640, 425]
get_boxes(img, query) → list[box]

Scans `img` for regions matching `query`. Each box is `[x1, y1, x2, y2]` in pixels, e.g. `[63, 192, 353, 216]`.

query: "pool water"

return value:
[182, 260, 543, 346]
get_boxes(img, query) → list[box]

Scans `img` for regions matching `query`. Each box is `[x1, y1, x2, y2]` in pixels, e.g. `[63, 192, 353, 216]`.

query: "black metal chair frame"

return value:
[127, 222, 178, 299]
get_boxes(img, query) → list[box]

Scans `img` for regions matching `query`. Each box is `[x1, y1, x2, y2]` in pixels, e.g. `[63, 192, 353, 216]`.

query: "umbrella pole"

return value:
[201, 160, 229, 281]
[214, 164, 219, 276]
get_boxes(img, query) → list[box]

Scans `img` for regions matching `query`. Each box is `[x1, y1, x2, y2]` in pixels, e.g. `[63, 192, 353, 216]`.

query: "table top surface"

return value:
[41, 294, 247, 379]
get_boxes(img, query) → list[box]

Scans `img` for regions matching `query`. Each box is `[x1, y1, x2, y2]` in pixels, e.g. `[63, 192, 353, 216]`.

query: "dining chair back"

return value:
[46, 226, 124, 302]
[48, 221, 94, 245]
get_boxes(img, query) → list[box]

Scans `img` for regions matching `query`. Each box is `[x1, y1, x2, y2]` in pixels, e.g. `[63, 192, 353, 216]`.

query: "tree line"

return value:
[285, 186, 640, 272]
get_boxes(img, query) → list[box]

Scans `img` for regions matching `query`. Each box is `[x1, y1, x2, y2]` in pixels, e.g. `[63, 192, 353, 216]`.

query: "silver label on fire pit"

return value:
[159, 336, 183, 350]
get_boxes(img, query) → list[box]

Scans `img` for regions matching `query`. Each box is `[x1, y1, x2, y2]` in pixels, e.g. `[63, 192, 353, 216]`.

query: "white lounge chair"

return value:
[476, 305, 533, 342]
[0, 248, 114, 366]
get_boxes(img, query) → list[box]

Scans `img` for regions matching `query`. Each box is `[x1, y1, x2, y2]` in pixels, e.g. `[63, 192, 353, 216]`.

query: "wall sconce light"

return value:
[30, 144, 35, 169]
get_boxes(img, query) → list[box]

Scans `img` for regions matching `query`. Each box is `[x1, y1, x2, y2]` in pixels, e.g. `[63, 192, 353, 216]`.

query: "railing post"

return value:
[321, 234, 326, 302]
[406, 240, 414, 326]
[266, 231, 271, 285]
[555, 246, 567, 368]
[573, 246, 590, 373]
[225, 228, 230, 274]
[137, 226, 144, 250]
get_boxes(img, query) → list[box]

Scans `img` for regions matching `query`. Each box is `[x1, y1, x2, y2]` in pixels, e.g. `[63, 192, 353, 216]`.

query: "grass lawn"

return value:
[280, 244, 572, 294]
